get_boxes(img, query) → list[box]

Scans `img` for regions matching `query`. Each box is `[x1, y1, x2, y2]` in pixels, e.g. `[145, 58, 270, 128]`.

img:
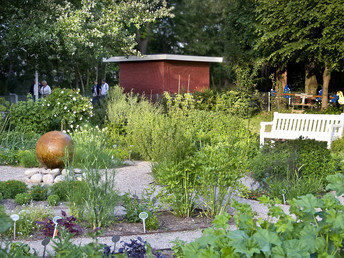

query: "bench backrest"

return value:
[271, 112, 344, 137]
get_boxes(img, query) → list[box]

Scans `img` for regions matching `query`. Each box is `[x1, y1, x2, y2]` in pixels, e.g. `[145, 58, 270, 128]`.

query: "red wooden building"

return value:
[103, 54, 223, 96]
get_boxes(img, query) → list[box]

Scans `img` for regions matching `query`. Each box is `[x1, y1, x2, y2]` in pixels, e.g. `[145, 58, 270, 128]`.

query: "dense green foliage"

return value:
[9, 89, 92, 133]
[14, 193, 31, 205]
[29, 185, 48, 201]
[174, 173, 344, 257]
[0, 180, 27, 199]
[250, 139, 340, 201]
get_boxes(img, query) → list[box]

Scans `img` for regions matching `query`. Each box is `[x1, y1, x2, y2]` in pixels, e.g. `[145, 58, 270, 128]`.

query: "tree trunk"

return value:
[275, 68, 287, 110]
[321, 66, 331, 111]
[136, 23, 151, 54]
[305, 63, 318, 95]
[86, 69, 90, 91]
[76, 66, 85, 95]
[95, 61, 99, 81]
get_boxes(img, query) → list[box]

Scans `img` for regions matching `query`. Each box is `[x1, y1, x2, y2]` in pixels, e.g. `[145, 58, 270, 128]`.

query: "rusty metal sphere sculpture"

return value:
[35, 131, 74, 169]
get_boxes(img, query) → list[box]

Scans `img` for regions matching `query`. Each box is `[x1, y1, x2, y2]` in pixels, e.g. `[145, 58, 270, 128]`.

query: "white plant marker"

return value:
[10, 214, 19, 240]
[139, 212, 148, 233]
[281, 189, 287, 205]
[52, 216, 62, 239]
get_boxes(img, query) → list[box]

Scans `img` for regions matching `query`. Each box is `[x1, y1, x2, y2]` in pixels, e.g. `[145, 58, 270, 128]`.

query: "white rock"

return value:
[61, 169, 68, 176]
[24, 168, 40, 177]
[43, 174, 54, 185]
[30, 174, 43, 183]
[74, 168, 82, 174]
[42, 169, 52, 174]
[76, 176, 83, 181]
[54, 175, 65, 183]
[50, 168, 60, 176]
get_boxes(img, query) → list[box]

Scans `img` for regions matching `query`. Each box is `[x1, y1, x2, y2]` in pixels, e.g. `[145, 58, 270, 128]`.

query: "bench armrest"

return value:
[260, 122, 274, 133]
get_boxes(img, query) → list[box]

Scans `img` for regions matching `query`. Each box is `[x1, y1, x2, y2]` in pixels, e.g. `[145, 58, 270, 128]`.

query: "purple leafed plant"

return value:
[36, 210, 82, 237]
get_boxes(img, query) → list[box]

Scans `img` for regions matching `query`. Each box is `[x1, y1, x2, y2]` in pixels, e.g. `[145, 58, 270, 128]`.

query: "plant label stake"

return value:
[10, 214, 19, 240]
[139, 212, 148, 233]
[281, 189, 287, 205]
[112, 234, 120, 252]
[41, 237, 50, 258]
[52, 216, 61, 239]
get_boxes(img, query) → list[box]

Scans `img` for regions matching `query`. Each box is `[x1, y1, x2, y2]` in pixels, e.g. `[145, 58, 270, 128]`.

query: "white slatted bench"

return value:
[260, 112, 344, 149]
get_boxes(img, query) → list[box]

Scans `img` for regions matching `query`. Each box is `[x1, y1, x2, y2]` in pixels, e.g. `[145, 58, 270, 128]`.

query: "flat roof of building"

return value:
[103, 54, 223, 63]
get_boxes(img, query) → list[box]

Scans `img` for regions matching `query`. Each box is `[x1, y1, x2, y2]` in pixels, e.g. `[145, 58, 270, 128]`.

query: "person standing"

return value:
[40, 81, 51, 98]
[29, 80, 41, 101]
[100, 79, 109, 98]
[92, 80, 101, 106]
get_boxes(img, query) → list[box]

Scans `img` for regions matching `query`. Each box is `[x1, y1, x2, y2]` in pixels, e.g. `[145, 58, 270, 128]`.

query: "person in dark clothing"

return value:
[29, 81, 41, 101]
[92, 80, 101, 106]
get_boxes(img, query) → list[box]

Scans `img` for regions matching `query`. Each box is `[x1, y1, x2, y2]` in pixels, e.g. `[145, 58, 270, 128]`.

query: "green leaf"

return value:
[282, 239, 310, 257]
[253, 228, 282, 256]
[326, 174, 344, 196]
[299, 225, 325, 253]
[293, 194, 323, 216]
[212, 212, 231, 229]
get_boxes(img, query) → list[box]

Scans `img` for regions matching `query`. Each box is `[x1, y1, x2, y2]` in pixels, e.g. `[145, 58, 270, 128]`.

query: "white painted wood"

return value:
[103, 54, 223, 63]
[260, 112, 344, 149]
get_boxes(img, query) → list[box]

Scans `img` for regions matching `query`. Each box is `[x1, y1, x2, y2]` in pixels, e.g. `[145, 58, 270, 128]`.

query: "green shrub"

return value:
[251, 139, 339, 183]
[174, 173, 344, 257]
[47, 194, 60, 206]
[67, 168, 119, 228]
[0, 180, 28, 199]
[9, 89, 92, 133]
[250, 139, 339, 202]
[51, 181, 70, 201]
[17, 150, 40, 168]
[71, 124, 121, 169]
[0, 192, 3, 202]
[14, 193, 31, 205]
[29, 185, 48, 201]
[121, 187, 159, 230]
[4, 205, 53, 238]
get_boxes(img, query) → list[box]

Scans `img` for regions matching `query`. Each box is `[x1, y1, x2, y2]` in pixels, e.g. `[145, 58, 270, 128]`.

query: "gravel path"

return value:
[0, 166, 27, 182]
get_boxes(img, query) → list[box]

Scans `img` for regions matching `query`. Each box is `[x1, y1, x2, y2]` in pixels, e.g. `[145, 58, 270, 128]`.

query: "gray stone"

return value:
[54, 175, 65, 183]
[76, 176, 83, 181]
[43, 174, 54, 185]
[30, 174, 43, 183]
[74, 168, 82, 174]
[123, 160, 135, 166]
[24, 168, 40, 177]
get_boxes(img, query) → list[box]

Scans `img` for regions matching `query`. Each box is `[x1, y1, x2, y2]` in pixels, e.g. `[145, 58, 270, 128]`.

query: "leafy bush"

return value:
[174, 173, 344, 257]
[17, 149, 40, 168]
[250, 139, 340, 201]
[36, 210, 82, 237]
[66, 167, 119, 228]
[14, 193, 31, 205]
[47, 194, 60, 206]
[118, 237, 162, 258]
[0, 129, 40, 166]
[121, 188, 159, 230]
[0, 193, 3, 202]
[29, 185, 48, 201]
[4, 205, 53, 238]
[9, 89, 92, 133]
[0, 180, 28, 199]
[71, 124, 121, 169]
[51, 181, 70, 201]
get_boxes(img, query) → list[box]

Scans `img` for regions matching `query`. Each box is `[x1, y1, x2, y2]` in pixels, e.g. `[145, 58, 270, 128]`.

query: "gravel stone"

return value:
[30, 173, 43, 183]
[24, 168, 40, 177]
[43, 174, 55, 185]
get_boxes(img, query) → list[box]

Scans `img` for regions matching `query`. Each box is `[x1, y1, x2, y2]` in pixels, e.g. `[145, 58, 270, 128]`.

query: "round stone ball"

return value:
[35, 131, 74, 169]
